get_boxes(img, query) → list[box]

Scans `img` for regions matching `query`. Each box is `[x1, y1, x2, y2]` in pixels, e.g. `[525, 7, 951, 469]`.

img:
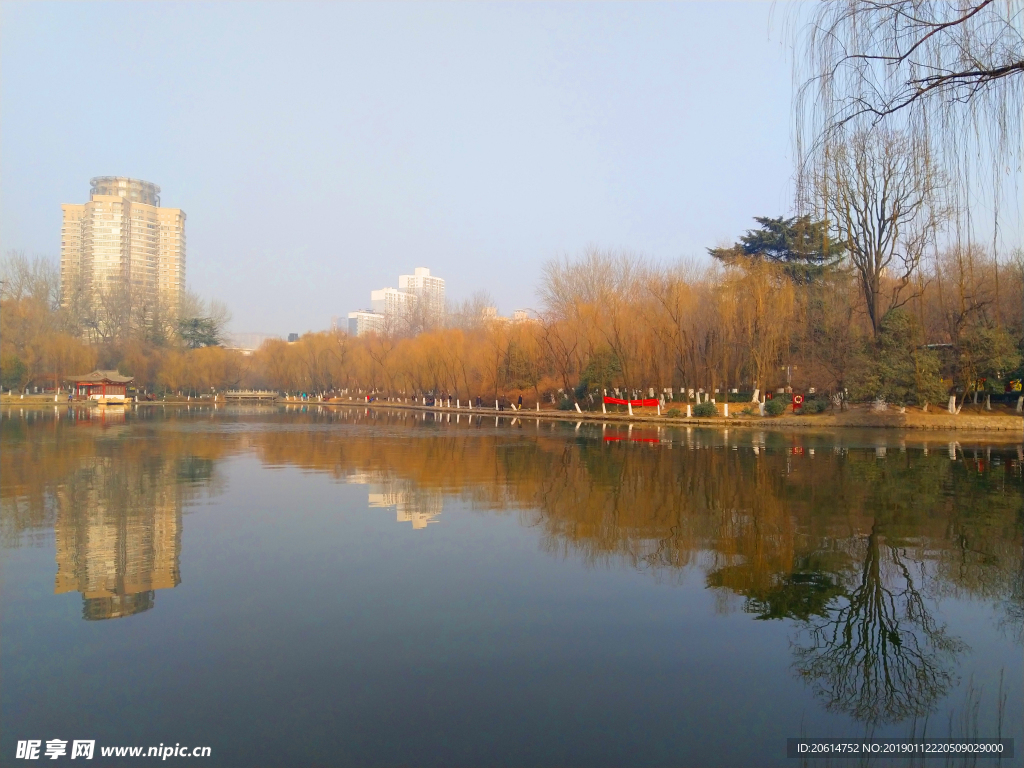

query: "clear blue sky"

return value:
[2, 2, 798, 335]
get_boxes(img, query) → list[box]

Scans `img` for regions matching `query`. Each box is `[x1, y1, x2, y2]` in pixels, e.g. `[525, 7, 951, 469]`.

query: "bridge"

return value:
[223, 390, 279, 402]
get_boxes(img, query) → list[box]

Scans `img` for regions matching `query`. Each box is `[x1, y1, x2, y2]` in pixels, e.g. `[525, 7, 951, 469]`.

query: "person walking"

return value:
[517, 395, 523, 410]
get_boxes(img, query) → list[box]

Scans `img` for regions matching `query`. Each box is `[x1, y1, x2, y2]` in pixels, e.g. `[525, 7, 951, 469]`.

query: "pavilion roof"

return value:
[68, 370, 134, 385]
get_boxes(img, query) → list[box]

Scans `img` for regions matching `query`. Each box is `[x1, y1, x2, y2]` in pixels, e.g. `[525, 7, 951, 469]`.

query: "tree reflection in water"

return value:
[790, 524, 965, 725]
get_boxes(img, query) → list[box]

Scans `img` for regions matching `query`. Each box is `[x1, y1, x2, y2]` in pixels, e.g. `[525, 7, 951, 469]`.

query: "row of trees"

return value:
[3, 234, 1021, 405]
[3, 238, 1021, 404]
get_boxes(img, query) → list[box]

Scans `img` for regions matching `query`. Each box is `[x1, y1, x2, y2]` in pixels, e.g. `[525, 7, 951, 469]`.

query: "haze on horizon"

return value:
[5, 2, 802, 335]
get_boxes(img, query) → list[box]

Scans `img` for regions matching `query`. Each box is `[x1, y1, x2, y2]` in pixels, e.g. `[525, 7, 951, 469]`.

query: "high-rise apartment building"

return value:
[61, 177, 186, 323]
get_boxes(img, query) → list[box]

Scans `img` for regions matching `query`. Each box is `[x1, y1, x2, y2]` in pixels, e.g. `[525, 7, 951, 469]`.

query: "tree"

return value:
[855, 308, 947, 405]
[177, 317, 223, 349]
[709, 215, 845, 282]
[819, 129, 948, 338]
[958, 324, 1021, 393]
[793, 0, 1022, 211]
[177, 291, 231, 349]
[727, 261, 796, 394]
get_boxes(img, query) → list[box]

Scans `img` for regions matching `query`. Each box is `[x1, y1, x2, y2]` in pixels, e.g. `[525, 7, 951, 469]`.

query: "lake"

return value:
[2, 406, 1022, 766]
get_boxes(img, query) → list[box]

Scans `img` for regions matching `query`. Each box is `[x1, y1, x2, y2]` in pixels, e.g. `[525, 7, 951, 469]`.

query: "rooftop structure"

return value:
[89, 176, 161, 206]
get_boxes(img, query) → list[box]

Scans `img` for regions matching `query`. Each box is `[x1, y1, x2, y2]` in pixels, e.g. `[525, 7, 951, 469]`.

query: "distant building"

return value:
[349, 266, 446, 336]
[347, 310, 385, 336]
[399, 267, 446, 324]
[481, 306, 535, 324]
[287, 333, 299, 343]
[61, 177, 186, 325]
[226, 332, 280, 352]
[371, 286, 418, 319]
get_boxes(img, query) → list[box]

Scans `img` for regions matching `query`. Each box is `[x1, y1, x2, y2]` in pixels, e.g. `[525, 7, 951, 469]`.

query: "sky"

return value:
[2, 2, 801, 336]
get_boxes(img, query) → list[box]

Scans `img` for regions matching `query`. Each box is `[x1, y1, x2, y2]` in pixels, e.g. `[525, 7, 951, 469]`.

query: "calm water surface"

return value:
[2, 406, 1022, 767]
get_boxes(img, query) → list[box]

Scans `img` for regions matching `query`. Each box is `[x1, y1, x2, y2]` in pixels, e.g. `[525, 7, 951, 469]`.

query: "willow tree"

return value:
[793, 0, 1023, 227]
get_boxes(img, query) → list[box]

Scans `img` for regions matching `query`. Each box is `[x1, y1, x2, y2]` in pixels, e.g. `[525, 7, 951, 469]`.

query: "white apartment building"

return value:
[346, 267, 446, 336]
[398, 267, 446, 322]
[347, 309, 385, 337]
[370, 286, 418, 319]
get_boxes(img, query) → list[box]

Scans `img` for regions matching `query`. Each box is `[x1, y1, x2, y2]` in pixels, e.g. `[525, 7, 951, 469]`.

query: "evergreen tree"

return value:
[708, 215, 845, 282]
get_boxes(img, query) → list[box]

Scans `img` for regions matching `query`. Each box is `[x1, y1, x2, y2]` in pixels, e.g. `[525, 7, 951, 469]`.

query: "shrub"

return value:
[666, 408, 681, 417]
[802, 399, 828, 414]
[764, 398, 787, 416]
[693, 402, 718, 417]
[556, 398, 575, 411]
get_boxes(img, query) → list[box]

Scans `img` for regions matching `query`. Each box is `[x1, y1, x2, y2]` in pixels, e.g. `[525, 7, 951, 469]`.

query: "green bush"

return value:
[802, 399, 828, 414]
[556, 398, 575, 411]
[666, 408, 681, 417]
[693, 402, 718, 417]
[764, 398, 787, 416]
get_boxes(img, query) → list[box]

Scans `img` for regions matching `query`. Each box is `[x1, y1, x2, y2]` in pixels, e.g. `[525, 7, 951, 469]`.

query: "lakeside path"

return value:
[302, 397, 1024, 435]
[4, 395, 1021, 436]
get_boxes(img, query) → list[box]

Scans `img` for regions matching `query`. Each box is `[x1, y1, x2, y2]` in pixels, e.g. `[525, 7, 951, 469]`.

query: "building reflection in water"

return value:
[0, 409, 230, 621]
[350, 471, 443, 529]
[53, 456, 183, 620]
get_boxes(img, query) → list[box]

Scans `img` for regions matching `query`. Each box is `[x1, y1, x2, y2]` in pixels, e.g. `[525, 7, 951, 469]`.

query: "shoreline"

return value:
[351, 398, 1024, 434]
[4, 396, 1022, 436]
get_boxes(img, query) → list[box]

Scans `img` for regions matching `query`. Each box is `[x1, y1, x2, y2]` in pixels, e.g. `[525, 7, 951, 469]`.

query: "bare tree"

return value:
[818, 129, 949, 337]
[0, 250, 61, 307]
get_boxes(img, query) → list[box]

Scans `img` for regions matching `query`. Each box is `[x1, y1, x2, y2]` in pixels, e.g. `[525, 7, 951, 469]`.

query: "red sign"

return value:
[604, 397, 660, 407]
